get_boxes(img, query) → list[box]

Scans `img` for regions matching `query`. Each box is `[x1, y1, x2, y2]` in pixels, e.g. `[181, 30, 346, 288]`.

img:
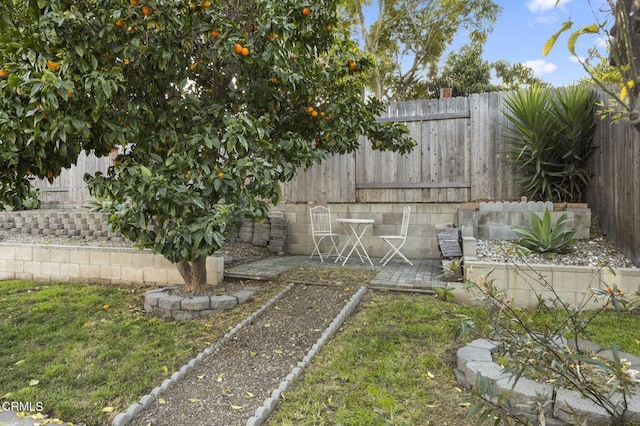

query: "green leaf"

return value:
[542, 21, 573, 57]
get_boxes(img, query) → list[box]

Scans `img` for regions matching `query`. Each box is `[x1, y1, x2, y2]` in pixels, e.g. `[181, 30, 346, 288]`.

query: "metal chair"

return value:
[379, 206, 413, 266]
[309, 205, 340, 262]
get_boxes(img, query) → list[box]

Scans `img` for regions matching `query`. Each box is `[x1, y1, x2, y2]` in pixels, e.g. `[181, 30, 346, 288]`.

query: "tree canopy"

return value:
[0, 0, 415, 292]
[339, 0, 501, 101]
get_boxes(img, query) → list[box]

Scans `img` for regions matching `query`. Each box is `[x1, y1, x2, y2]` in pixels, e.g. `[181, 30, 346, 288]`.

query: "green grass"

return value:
[0, 279, 284, 425]
[267, 293, 489, 426]
[3, 276, 639, 426]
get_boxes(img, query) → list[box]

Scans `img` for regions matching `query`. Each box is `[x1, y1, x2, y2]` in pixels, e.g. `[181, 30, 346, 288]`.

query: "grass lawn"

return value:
[0, 279, 285, 425]
[2, 277, 640, 426]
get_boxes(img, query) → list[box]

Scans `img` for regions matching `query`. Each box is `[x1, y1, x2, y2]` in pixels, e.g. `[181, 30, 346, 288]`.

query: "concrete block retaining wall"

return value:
[277, 202, 459, 260]
[458, 201, 591, 241]
[0, 243, 224, 286]
[0, 209, 288, 286]
[457, 201, 640, 308]
[0, 209, 288, 254]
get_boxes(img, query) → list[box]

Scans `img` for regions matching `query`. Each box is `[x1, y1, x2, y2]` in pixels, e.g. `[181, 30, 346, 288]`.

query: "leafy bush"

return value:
[512, 208, 580, 254]
[1, 185, 40, 211]
[459, 265, 638, 425]
[502, 84, 598, 202]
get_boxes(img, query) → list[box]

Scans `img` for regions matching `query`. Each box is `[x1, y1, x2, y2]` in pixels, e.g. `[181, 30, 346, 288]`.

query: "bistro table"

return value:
[334, 218, 375, 266]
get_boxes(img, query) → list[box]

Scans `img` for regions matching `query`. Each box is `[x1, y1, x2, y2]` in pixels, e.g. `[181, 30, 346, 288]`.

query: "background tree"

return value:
[417, 44, 545, 99]
[0, 0, 415, 293]
[339, 0, 501, 101]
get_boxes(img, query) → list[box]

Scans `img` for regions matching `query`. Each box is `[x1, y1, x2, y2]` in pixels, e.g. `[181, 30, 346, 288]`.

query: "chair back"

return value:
[400, 206, 411, 238]
[310, 206, 333, 234]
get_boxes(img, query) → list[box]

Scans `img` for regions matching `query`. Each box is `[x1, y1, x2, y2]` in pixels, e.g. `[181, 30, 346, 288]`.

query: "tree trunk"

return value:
[176, 256, 208, 294]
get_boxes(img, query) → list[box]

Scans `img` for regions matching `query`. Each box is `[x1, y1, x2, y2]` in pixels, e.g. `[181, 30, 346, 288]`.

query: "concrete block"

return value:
[181, 296, 211, 311]
[210, 295, 237, 311]
[233, 290, 255, 304]
[479, 202, 503, 212]
[158, 295, 183, 310]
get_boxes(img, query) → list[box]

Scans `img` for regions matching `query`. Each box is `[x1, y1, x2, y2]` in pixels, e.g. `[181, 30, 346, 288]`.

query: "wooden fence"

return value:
[282, 92, 520, 203]
[586, 89, 640, 265]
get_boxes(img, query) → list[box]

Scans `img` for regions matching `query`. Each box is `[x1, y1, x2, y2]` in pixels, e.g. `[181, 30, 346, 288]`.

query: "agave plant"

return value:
[512, 208, 580, 254]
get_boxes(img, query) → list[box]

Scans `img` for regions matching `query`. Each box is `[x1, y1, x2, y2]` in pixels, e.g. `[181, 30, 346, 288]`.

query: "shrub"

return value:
[512, 208, 581, 254]
[502, 84, 598, 203]
[458, 263, 638, 425]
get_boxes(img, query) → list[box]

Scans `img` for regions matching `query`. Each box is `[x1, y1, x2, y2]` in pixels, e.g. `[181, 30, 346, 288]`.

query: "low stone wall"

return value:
[461, 260, 640, 308]
[0, 209, 288, 254]
[456, 339, 640, 425]
[0, 208, 289, 287]
[458, 201, 591, 241]
[0, 243, 224, 286]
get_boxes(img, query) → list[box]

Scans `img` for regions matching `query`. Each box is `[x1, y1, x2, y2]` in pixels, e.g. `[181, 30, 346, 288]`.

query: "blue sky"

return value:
[363, 0, 611, 87]
[481, 0, 610, 86]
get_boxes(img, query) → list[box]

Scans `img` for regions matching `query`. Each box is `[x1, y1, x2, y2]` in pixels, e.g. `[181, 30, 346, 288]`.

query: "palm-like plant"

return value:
[502, 85, 597, 202]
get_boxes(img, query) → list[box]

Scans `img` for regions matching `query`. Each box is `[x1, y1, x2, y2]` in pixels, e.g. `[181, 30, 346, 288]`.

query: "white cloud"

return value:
[532, 15, 558, 25]
[523, 59, 558, 75]
[527, 0, 574, 13]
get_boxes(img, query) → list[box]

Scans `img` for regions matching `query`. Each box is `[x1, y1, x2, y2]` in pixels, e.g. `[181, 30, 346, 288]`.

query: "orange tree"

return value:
[0, 0, 414, 292]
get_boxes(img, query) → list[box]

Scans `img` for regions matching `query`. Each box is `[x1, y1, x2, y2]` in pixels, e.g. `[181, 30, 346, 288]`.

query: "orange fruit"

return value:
[289, 53, 296, 60]
[217, 172, 224, 178]
[211, 30, 219, 38]
[189, 63, 197, 71]
[103, 304, 110, 310]
[348, 60, 357, 70]
[326, 24, 332, 31]
[142, 5, 152, 16]
[267, 32, 276, 39]
[307, 106, 314, 113]
[201, 0, 211, 7]
[46, 170, 54, 179]
[46, 60, 60, 71]
[130, 0, 140, 6]
[311, 110, 319, 118]
[234, 43, 243, 54]
[0, 68, 8, 77]
[189, 3, 197, 10]
[114, 19, 124, 28]
[241, 47, 249, 56]
[302, 7, 310, 16]
[270, 77, 278, 84]
[26, 169, 32, 176]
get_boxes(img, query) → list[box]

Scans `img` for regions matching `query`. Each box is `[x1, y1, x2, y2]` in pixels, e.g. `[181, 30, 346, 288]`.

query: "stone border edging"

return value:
[246, 285, 368, 426]
[455, 339, 640, 425]
[112, 283, 296, 426]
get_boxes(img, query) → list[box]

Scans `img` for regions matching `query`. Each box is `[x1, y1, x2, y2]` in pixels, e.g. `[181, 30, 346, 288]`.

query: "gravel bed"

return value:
[476, 237, 637, 269]
[129, 284, 352, 426]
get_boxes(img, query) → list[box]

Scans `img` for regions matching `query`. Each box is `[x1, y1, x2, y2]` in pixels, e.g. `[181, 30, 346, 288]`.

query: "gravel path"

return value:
[129, 284, 353, 426]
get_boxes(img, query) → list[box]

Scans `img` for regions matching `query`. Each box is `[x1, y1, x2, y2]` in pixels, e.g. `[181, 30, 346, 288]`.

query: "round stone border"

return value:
[455, 339, 640, 425]
[143, 286, 257, 320]
[114, 283, 368, 426]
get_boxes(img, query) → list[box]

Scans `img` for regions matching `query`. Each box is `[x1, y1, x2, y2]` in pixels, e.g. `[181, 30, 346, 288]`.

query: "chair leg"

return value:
[310, 238, 325, 262]
[380, 240, 413, 266]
